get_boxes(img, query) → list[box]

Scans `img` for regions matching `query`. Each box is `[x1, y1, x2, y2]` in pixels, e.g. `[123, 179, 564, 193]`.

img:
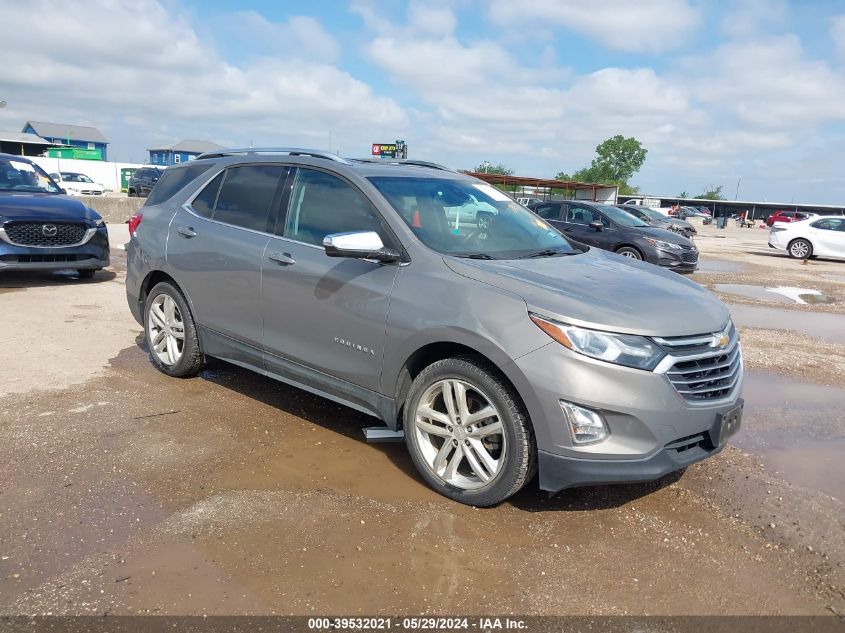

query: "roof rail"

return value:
[196, 147, 350, 164]
[351, 158, 454, 172]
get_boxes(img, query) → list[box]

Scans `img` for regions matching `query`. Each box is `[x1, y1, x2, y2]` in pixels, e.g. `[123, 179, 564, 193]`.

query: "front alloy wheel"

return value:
[414, 379, 505, 489]
[788, 238, 812, 259]
[404, 356, 536, 506]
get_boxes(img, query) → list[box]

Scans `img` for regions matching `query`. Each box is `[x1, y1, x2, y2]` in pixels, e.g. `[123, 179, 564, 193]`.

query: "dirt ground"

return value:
[0, 223, 843, 617]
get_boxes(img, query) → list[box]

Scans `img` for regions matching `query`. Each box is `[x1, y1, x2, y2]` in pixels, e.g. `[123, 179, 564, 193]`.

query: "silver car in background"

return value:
[125, 148, 743, 506]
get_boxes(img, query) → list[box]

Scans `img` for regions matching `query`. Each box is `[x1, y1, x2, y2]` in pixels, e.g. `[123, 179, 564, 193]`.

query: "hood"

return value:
[0, 193, 101, 223]
[443, 248, 728, 337]
[62, 181, 105, 192]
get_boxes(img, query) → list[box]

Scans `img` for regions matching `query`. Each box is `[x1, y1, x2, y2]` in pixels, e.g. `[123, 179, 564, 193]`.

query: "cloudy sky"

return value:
[2, 0, 845, 203]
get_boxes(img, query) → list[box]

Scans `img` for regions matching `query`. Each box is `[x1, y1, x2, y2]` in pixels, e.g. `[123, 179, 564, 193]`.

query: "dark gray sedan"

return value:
[529, 200, 698, 273]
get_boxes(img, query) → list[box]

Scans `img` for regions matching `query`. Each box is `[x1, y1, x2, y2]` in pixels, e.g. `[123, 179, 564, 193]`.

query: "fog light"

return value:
[559, 401, 609, 445]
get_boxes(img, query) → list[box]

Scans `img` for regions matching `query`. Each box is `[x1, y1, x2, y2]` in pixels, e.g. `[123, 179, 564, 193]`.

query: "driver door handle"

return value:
[268, 251, 296, 266]
[176, 226, 196, 238]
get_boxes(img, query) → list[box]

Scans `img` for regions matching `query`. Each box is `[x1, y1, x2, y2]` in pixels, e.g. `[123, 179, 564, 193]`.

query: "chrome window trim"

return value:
[0, 226, 97, 249]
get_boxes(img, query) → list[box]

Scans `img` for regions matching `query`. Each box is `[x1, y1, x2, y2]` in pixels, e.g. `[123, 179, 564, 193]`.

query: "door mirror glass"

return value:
[323, 231, 400, 262]
[589, 221, 604, 231]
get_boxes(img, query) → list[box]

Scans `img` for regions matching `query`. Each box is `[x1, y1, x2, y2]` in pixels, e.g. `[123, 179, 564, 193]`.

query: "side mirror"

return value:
[323, 231, 401, 262]
[588, 221, 604, 231]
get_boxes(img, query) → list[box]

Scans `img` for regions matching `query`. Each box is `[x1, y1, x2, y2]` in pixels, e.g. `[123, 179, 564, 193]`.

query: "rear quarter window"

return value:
[145, 163, 215, 207]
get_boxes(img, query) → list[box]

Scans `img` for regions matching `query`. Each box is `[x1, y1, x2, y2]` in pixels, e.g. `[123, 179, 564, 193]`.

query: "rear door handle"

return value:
[177, 226, 196, 238]
[268, 251, 296, 265]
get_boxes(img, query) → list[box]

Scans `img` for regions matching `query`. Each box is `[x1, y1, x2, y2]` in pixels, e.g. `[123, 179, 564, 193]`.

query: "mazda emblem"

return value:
[42, 224, 57, 237]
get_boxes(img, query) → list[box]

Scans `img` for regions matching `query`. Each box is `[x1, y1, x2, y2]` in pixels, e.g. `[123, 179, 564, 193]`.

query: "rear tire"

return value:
[128, 189, 137, 197]
[403, 356, 536, 506]
[143, 281, 204, 377]
[788, 238, 812, 259]
[616, 246, 642, 260]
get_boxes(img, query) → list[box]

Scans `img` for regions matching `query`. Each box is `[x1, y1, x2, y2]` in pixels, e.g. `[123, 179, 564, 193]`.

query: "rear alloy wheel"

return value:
[788, 238, 812, 260]
[476, 213, 492, 230]
[144, 282, 204, 377]
[404, 356, 536, 506]
[616, 246, 642, 260]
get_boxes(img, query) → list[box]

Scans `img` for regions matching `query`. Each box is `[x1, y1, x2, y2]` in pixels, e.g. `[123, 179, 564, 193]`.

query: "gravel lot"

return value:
[0, 222, 843, 616]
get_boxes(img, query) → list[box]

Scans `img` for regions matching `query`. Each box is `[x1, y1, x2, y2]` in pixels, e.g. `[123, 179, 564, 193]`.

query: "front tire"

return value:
[143, 281, 204, 377]
[788, 238, 812, 259]
[404, 356, 536, 506]
[616, 246, 642, 260]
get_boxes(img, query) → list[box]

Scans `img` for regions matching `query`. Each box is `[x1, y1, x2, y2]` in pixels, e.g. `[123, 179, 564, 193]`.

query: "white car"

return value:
[442, 193, 499, 229]
[50, 172, 105, 196]
[768, 215, 845, 260]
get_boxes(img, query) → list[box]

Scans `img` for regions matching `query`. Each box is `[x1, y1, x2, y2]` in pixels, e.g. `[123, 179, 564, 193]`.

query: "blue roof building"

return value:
[147, 140, 225, 166]
[23, 121, 108, 160]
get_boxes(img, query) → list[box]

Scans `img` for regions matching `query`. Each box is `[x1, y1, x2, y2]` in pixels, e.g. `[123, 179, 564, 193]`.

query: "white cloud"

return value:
[487, 0, 700, 53]
[0, 0, 406, 160]
[831, 15, 845, 58]
[720, 0, 788, 39]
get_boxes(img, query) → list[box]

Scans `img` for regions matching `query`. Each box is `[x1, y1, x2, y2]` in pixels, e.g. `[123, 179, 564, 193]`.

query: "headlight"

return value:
[643, 237, 682, 250]
[95, 218, 106, 227]
[529, 314, 665, 370]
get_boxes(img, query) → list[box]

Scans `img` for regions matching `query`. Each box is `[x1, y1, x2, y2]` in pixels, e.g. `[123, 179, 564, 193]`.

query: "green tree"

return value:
[698, 185, 725, 200]
[556, 135, 647, 190]
[475, 162, 513, 175]
[677, 191, 690, 199]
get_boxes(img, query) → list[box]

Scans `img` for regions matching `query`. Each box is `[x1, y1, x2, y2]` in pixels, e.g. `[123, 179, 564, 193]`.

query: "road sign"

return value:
[371, 141, 407, 159]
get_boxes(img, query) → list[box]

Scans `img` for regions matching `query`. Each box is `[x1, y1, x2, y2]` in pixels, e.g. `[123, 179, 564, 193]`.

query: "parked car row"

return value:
[124, 148, 740, 506]
[765, 210, 818, 227]
[527, 199, 699, 273]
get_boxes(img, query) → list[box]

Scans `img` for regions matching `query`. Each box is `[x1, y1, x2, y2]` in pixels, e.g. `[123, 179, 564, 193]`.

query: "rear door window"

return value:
[211, 165, 286, 232]
[145, 163, 215, 206]
[190, 172, 224, 218]
[533, 203, 561, 220]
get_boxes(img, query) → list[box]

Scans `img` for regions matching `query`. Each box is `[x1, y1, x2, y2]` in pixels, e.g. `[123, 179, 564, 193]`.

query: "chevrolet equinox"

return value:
[125, 149, 743, 506]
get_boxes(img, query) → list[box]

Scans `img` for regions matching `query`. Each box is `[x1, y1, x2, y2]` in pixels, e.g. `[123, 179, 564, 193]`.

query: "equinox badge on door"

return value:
[334, 337, 376, 356]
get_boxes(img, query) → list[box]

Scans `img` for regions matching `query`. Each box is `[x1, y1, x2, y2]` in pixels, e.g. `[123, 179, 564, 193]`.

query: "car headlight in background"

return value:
[95, 218, 106, 227]
[643, 237, 682, 250]
[529, 314, 665, 370]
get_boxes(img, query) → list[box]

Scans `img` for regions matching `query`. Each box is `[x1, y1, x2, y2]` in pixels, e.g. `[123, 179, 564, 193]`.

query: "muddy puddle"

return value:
[696, 259, 749, 274]
[738, 373, 845, 503]
[717, 284, 839, 304]
[729, 304, 845, 344]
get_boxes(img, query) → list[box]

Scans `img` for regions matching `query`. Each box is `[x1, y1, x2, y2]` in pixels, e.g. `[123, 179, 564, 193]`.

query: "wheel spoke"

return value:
[417, 405, 450, 426]
[153, 334, 168, 354]
[465, 406, 496, 427]
[453, 381, 471, 421]
[469, 419, 503, 437]
[441, 381, 459, 425]
[433, 440, 454, 474]
[166, 335, 176, 364]
[467, 438, 498, 476]
[164, 296, 176, 326]
[444, 444, 464, 480]
[149, 304, 166, 329]
[463, 443, 492, 482]
[170, 326, 185, 340]
[416, 419, 451, 438]
[151, 329, 167, 347]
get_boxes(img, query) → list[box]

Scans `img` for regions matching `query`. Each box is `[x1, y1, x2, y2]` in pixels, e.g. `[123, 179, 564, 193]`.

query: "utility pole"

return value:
[735, 177, 742, 201]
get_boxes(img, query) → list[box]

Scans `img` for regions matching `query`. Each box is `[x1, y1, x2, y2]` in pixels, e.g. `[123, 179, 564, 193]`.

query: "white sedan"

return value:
[50, 172, 105, 196]
[768, 215, 845, 260]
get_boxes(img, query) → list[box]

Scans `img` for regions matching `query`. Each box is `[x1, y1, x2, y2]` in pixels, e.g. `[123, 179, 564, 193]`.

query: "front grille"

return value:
[654, 323, 742, 402]
[4, 222, 87, 246]
[81, 190, 102, 196]
[665, 432, 709, 454]
[680, 250, 699, 263]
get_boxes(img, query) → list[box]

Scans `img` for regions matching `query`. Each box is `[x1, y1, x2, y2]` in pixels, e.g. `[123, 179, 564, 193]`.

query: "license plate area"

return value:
[715, 401, 743, 447]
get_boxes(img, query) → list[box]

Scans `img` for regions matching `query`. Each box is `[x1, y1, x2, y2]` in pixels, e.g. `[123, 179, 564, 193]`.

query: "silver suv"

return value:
[125, 148, 743, 506]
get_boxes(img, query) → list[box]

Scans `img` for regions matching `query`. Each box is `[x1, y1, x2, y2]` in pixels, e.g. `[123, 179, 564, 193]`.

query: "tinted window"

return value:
[284, 169, 387, 247]
[566, 206, 607, 226]
[533, 203, 561, 220]
[812, 218, 845, 231]
[190, 172, 224, 218]
[146, 162, 215, 206]
[213, 165, 285, 232]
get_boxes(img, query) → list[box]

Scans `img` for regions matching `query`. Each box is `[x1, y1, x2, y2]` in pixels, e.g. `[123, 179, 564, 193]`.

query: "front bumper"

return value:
[0, 226, 110, 271]
[511, 341, 743, 493]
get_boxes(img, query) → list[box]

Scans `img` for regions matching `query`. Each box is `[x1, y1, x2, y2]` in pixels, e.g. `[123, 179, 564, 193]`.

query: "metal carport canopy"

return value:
[461, 171, 619, 202]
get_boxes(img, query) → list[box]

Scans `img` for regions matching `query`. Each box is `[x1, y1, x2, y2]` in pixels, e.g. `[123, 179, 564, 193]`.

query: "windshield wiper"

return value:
[518, 248, 570, 258]
[453, 252, 497, 260]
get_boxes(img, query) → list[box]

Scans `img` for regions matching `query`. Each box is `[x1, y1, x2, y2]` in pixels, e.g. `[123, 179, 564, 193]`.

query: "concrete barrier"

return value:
[80, 196, 145, 224]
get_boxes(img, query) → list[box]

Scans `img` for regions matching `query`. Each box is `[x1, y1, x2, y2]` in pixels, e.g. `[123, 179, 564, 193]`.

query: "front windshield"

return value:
[596, 204, 650, 228]
[638, 207, 669, 222]
[369, 176, 581, 259]
[61, 172, 93, 183]
[0, 158, 61, 194]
